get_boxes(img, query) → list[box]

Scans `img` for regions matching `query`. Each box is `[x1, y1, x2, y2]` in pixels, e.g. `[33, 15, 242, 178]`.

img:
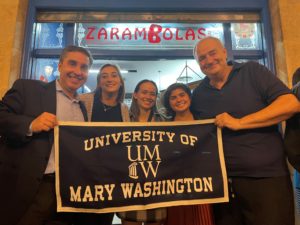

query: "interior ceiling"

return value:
[85, 59, 205, 94]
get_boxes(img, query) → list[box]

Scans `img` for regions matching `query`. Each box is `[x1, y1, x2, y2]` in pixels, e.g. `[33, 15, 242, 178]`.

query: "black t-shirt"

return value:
[191, 61, 291, 177]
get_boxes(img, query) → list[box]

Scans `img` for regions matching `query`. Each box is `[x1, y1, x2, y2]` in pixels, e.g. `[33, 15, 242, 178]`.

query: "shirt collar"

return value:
[56, 80, 80, 103]
[229, 61, 244, 70]
[202, 61, 243, 88]
[226, 61, 242, 81]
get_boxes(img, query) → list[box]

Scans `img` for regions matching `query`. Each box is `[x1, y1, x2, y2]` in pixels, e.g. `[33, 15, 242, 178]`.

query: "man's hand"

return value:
[31, 112, 58, 133]
[215, 112, 241, 130]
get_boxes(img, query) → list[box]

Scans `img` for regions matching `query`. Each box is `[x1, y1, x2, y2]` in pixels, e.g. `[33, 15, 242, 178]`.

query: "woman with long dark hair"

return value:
[163, 83, 214, 225]
[117, 79, 167, 225]
[80, 63, 130, 225]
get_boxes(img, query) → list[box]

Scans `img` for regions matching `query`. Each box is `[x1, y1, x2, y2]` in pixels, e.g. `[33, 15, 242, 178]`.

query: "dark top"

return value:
[129, 111, 165, 122]
[191, 61, 291, 177]
[293, 81, 300, 99]
[293, 82, 300, 186]
[91, 89, 122, 122]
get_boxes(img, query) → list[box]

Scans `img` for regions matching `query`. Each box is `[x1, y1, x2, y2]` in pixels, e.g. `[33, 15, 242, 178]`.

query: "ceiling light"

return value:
[177, 76, 193, 82]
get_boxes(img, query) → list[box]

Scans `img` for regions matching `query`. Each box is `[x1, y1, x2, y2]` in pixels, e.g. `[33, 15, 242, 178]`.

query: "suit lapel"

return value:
[42, 81, 56, 115]
[79, 101, 88, 122]
[41, 81, 56, 144]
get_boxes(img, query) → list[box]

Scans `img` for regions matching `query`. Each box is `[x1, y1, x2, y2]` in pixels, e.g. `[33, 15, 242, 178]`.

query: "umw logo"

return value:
[126, 144, 161, 179]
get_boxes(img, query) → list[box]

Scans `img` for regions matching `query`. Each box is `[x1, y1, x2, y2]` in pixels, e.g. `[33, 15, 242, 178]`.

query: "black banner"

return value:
[54, 119, 228, 213]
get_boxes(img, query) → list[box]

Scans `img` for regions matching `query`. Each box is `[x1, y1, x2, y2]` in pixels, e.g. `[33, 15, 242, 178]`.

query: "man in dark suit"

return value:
[0, 45, 93, 225]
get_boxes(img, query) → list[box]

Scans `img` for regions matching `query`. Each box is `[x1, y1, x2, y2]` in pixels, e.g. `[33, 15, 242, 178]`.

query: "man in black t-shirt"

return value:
[192, 37, 300, 225]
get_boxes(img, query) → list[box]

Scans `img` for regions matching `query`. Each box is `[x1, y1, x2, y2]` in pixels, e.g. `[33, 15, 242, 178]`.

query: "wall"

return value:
[0, 0, 18, 97]
[0, 0, 28, 98]
[270, 0, 300, 87]
[279, 0, 300, 85]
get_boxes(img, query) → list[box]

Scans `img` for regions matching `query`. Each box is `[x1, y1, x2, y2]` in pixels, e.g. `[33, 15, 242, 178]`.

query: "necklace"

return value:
[103, 104, 114, 112]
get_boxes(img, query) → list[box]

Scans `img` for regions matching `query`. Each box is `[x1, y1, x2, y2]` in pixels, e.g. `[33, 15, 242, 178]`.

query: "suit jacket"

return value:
[0, 79, 87, 225]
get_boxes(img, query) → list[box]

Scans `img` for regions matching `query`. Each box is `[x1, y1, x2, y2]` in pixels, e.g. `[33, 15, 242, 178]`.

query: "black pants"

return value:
[17, 174, 114, 225]
[213, 176, 295, 225]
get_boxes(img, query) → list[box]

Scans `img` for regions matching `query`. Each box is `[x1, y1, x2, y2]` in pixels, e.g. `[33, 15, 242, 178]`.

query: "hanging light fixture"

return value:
[176, 61, 202, 84]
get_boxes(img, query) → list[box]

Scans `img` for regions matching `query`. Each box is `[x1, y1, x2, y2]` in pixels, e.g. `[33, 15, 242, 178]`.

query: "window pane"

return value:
[31, 59, 205, 95]
[234, 58, 265, 65]
[87, 59, 204, 93]
[34, 23, 66, 48]
[29, 21, 267, 96]
[86, 59, 205, 108]
[231, 23, 262, 50]
[75, 23, 224, 50]
[33, 58, 59, 82]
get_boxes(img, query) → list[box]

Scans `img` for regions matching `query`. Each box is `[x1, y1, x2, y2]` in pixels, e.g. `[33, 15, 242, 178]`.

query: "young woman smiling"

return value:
[80, 63, 130, 225]
[117, 79, 167, 225]
[163, 83, 214, 225]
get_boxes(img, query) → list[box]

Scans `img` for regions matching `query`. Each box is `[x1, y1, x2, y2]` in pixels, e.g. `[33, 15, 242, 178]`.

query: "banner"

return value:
[54, 119, 228, 213]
